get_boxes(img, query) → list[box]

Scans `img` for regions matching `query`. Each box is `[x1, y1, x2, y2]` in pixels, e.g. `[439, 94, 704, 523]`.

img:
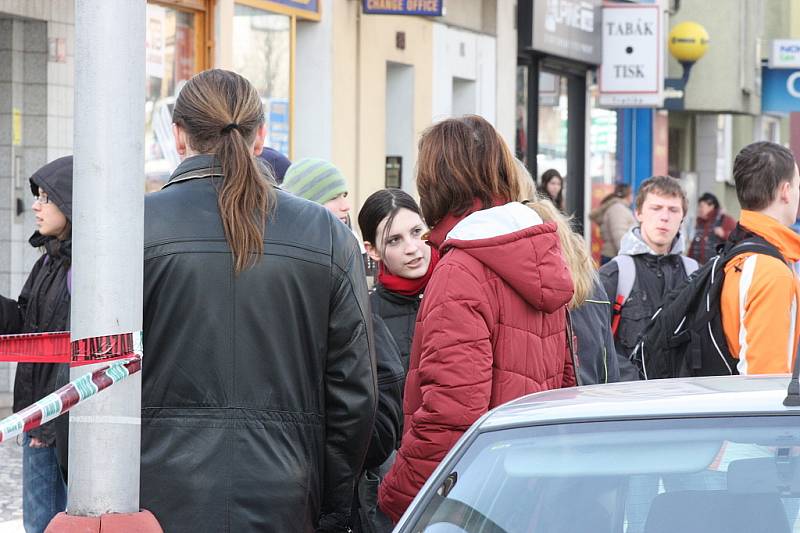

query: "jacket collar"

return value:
[619, 226, 686, 257]
[163, 155, 223, 188]
[427, 198, 505, 250]
[164, 154, 279, 189]
[739, 210, 800, 262]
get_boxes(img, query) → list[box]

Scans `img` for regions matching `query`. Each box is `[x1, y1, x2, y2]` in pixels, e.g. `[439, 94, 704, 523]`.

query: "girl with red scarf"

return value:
[352, 188, 438, 532]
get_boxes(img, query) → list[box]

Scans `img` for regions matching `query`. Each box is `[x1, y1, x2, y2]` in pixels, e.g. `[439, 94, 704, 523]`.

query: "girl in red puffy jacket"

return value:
[378, 115, 576, 523]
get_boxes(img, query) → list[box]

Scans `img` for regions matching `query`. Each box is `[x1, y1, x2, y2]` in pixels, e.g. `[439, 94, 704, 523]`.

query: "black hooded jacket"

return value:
[369, 285, 421, 372]
[139, 155, 377, 532]
[1, 156, 72, 446]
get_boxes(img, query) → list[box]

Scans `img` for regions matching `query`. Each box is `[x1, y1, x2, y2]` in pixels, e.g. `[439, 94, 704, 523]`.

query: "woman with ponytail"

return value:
[140, 69, 377, 532]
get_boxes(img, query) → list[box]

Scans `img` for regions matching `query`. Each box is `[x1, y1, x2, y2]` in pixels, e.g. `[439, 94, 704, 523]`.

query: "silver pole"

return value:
[67, 0, 145, 515]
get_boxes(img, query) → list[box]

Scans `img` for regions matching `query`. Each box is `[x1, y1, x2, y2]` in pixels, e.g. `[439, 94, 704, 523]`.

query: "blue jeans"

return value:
[22, 433, 67, 533]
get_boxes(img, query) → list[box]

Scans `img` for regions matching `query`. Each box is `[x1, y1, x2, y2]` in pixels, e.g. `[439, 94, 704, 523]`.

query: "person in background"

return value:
[140, 69, 376, 531]
[282, 158, 350, 223]
[0, 156, 72, 533]
[590, 183, 637, 265]
[518, 164, 620, 385]
[687, 192, 736, 265]
[538, 168, 564, 210]
[282, 157, 367, 260]
[257, 146, 290, 184]
[352, 188, 439, 532]
[378, 115, 575, 523]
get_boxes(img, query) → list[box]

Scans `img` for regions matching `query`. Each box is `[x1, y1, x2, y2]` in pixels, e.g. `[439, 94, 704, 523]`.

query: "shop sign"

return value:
[762, 67, 800, 112]
[362, 0, 443, 16]
[530, 0, 602, 65]
[769, 40, 800, 69]
[267, 98, 290, 156]
[598, 3, 663, 108]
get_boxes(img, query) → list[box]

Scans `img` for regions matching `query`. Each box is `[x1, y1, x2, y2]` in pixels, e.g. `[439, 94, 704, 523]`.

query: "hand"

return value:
[713, 227, 726, 239]
[28, 437, 46, 448]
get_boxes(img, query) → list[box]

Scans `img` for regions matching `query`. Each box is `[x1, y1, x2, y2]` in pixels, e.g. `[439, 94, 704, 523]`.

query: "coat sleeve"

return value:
[562, 308, 577, 388]
[317, 241, 378, 533]
[0, 257, 42, 334]
[734, 256, 798, 374]
[596, 284, 622, 383]
[720, 214, 737, 240]
[363, 313, 404, 470]
[378, 267, 494, 523]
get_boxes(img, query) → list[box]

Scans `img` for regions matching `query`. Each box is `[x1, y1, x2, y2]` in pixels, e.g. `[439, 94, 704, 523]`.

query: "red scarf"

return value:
[377, 247, 440, 296]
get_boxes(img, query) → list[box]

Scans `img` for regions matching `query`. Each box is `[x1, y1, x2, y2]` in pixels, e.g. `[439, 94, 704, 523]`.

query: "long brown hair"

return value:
[416, 115, 520, 226]
[515, 159, 595, 308]
[172, 69, 273, 273]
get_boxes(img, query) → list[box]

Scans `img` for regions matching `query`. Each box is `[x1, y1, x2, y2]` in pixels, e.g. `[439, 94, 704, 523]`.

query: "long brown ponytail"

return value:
[172, 69, 273, 273]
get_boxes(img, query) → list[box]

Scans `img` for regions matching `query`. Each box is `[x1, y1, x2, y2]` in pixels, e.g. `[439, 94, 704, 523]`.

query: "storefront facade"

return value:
[517, 0, 616, 234]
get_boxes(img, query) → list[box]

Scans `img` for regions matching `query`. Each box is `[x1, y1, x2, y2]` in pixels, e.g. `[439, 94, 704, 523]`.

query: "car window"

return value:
[406, 416, 800, 533]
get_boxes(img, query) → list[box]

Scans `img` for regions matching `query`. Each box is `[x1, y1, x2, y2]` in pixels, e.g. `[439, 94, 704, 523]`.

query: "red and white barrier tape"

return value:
[0, 355, 141, 443]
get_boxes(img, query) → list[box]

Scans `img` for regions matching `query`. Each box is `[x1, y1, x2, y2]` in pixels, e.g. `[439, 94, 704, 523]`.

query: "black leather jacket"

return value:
[140, 155, 377, 532]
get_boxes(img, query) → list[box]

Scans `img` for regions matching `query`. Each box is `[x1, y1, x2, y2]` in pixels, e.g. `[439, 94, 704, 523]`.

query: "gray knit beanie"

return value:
[282, 158, 348, 204]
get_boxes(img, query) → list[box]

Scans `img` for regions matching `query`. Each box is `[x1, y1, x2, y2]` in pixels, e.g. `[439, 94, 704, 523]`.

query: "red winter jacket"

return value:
[378, 201, 575, 522]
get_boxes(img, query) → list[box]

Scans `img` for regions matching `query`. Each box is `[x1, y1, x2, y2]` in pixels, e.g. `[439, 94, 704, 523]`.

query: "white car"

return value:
[394, 376, 800, 533]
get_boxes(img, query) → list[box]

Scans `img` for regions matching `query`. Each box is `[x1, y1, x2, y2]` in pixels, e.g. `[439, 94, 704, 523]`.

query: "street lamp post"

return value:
[47, 1, 160, 530]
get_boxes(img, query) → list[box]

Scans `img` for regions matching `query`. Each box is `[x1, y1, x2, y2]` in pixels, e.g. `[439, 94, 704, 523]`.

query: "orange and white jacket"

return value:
[721, 210, 800, 374]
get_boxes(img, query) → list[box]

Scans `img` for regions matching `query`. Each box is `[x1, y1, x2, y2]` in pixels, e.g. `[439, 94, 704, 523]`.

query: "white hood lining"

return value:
[446, 202, 544, 242]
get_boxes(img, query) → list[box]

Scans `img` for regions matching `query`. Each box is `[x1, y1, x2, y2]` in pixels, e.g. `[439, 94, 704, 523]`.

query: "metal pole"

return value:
[566, 71, 587, 227]
[68, 0, 145, 515]
[526, 56, 540, 181]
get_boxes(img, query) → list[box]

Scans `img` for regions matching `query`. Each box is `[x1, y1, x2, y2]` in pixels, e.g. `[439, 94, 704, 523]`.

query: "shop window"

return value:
[145, 1, 209, 192]
[233, 4, 292, 157]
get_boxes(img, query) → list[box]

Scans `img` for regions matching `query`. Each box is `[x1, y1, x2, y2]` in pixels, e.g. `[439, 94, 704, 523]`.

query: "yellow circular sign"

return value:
[668, 21, 710, 63]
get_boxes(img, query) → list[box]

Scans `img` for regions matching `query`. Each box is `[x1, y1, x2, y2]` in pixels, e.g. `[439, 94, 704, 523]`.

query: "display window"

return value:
[145, 1, 211, 192]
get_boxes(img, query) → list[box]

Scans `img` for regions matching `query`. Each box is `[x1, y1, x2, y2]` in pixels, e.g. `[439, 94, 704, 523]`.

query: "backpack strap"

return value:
[67, 267, 72, 296]
[681, 256, 699, 277]
[725, 235, 786, 265]
[610, 255, 636, 337]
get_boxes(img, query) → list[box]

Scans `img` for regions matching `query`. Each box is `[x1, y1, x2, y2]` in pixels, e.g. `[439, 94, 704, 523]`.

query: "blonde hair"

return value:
[514, 159, 596, 308]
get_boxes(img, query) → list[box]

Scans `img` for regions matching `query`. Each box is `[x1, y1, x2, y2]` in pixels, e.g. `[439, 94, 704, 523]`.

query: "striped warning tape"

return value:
[0, 331, 143, 366]
[0, 356, 141, 444]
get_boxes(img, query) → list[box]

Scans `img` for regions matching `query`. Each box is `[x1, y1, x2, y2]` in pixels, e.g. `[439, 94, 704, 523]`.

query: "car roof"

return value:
[479, 375, 799, 431]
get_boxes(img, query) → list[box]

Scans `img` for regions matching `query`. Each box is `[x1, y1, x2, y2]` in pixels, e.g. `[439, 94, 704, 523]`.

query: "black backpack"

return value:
[630, 228, 786, 380]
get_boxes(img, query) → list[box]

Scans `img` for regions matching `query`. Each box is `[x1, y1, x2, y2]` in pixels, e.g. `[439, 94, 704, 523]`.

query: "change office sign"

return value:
[599, 3, 664, 108]
[362, 0, 443, 16]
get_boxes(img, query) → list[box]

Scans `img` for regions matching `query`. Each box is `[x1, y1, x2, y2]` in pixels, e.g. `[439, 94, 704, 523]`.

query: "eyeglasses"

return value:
[33, 195, 51, 205]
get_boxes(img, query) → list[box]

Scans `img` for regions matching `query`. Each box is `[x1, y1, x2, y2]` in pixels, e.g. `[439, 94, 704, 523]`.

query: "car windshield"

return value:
[408, 416, 800, 533]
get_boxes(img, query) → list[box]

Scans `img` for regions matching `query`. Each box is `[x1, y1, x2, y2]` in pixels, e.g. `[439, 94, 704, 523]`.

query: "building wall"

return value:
[669, 0, 760, 115]
[351, 13, 434, 204]
[440, 0, 496, 35]
[431, 23, 497, 126]
[494, 0, 516, 146]
[296, 0, 335, 162]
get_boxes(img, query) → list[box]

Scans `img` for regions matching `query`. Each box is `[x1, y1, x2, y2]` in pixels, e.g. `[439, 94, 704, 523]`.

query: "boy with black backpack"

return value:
[629, 142, 800, 380]
[599, 176, 698, 381]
